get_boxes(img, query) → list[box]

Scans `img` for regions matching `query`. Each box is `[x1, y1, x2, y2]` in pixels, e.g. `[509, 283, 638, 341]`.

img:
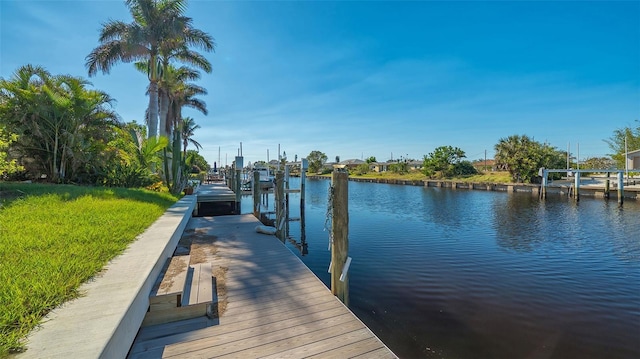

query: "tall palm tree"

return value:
[163, 71, 207, 194]
[86, 0, 212, 139]
[158, 34, 214, 139]
[180, 117, 202, 157]
[136, 64, 203, 137]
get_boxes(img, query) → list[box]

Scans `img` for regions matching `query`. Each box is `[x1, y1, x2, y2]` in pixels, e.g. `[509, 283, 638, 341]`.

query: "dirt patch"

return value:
[159, 258, 188, 292]
[213, 266, 228, 315]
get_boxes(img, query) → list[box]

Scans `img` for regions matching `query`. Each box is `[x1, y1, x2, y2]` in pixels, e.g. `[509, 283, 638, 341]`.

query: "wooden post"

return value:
[574, 171, 580, 202]
[275, 172, 285, 240]
[331, 170, 349, 306]
[300, 159, 308, 255]
[252, 170, 260, 218]
[235, 156, 243, 214]
[618, 171, 624, 206]
[285, 165, 290, 237]
[605, 172, 610, 199]
[300, 159, 307, 206]
[300, 199, 308, 255]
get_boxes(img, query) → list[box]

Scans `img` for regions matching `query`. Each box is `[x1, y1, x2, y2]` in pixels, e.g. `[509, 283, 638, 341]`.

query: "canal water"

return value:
[241, 177, 640, 358]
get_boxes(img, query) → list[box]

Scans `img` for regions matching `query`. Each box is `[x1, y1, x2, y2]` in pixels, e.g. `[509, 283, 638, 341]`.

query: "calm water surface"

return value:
[241, 178, 640, 358]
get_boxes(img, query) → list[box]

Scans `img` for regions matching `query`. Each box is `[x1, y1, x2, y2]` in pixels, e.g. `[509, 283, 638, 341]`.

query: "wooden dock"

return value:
[194, 183, 238, 216]
[128, 214, 397, 358]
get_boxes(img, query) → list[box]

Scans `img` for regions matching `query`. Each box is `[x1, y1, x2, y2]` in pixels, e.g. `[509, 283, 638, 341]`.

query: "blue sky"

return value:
[1, 0, 638, 167]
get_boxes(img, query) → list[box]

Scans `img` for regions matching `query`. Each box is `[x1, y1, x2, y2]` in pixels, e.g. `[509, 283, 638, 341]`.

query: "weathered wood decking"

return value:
[194, 183, 237, 216]
[128, 214, 397, 358]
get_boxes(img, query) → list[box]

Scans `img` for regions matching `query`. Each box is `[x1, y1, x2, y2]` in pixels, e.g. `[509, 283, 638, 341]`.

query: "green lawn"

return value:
[0, 183, 178, 356]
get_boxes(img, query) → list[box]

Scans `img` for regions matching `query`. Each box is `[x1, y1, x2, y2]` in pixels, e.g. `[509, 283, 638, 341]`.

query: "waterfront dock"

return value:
[194, 182, 237, 216]
[129, 214, 397, 358]
[15, 182, 395, 358]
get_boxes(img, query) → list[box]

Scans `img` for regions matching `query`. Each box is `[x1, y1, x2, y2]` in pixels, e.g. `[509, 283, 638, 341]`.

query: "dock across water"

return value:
[129, 214, 397, 358]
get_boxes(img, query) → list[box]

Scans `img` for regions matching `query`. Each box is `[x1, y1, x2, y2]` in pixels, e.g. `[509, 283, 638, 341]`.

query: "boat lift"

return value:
[540, 168, 628, 205]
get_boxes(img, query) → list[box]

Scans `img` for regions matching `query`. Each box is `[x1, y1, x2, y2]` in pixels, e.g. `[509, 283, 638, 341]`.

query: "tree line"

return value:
[1, 0, 213, 194]
[303, 123, 639, 183]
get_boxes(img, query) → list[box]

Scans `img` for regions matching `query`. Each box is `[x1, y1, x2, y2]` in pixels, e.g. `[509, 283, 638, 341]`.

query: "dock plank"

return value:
[185, 263, 212, 305]
[129, 300, 341, 356]
[148, 255, 190, 311]
[129, 213, 396, 358]
[164, 314, 361, 358]
[352, 346, 401, 359]
[260, 328, 373, 358]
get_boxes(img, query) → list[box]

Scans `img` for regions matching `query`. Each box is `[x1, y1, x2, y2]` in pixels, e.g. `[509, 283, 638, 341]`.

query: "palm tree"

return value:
[0, 65, 119, 182]
[166, 74, 207, 194]
[180, 117, 202, 157]
[494, 135, 527, 172]
[136, 64, 203, 138]
[86, 0, 212, 139]
[158, 31, 213, 139]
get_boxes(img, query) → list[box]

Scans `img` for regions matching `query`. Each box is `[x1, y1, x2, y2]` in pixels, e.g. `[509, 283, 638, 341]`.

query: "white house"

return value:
[626, 149, 640, 170]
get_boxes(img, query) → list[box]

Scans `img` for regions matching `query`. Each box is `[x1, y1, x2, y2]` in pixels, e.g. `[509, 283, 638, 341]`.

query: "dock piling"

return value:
[331, 170, 349, 306]
[574, 172, 580, 202]
[618, 172, 624, 206]
[252, 170, 260, 218]
[300, 158, 308, 208]
[234, 156, 243, 213]
[540, 168, 548, 199]
[275, 172, 285, 240]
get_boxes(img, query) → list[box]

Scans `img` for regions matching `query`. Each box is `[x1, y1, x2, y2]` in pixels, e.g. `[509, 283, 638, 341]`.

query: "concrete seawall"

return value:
[306, 176, 639, 200]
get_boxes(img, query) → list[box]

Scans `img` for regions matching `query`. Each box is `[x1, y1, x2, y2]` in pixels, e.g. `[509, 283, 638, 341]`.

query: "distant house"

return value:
[337, 159, 365, 170]
[370, 162, 389, 172]
[408, 160, 423, 171]
[472, 159, 496, 172]
[626, 149, 640, 170]
[321, 162, 337, 173]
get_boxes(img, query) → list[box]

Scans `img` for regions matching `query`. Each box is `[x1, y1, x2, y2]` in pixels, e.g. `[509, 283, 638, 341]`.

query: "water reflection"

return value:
[492, 193, 549, 252]
[241, 178, 640, 359]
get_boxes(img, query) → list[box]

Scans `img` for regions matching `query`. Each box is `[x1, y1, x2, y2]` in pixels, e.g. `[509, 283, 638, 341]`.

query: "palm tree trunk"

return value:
[163, 148, 171, 187]
[147, 80, 159, 138]
[159, 92, 169, 138]
[52, 129, 60, 182]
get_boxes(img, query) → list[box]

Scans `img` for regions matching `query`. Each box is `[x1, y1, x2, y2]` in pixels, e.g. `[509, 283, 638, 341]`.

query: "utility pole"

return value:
[484, 150, 487, 172]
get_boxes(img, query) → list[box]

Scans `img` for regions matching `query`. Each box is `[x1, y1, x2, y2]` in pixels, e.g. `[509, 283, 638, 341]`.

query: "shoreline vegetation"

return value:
[0, 183, 178, 357]
[314, 171, 514, 183]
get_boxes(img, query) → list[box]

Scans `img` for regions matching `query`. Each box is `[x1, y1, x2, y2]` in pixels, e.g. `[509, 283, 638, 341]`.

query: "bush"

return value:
[355, 163, 369, 175]
[101, 163, 157, 188]
[452, 161, 477, 176]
